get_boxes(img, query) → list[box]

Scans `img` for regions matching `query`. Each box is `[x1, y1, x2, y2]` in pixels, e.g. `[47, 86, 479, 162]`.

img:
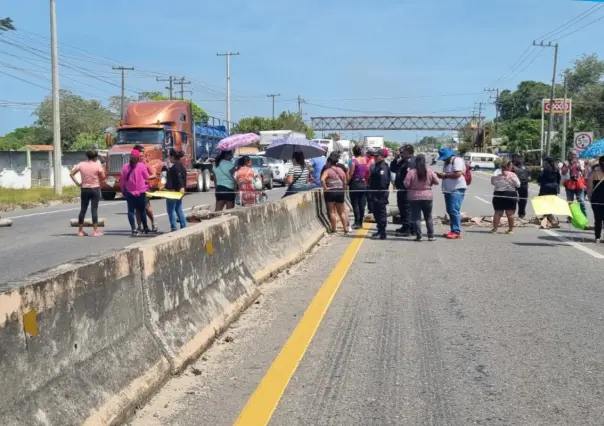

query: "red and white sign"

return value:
[543, 98, 572, 114]
[574, 132, 593, 151]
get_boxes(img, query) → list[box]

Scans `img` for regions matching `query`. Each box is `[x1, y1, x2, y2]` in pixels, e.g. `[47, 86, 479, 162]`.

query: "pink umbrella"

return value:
[216, 133, 260, 151]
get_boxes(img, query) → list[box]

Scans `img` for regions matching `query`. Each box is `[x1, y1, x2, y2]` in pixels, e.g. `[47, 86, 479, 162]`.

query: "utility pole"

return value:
[50, 0, 62, 195]
[156, 76, 175, 99]
[176, 77, 191, 100]
[112, 66, 134, 119]
[561, 74, 569, 162]
[533, 40, 559, 156]
[484, 87, 499, 138]
[267, 93, 281, 119]
[216, 52, 239, 131]
[473, 102, 484, 152]
[297, 95, 305, 117]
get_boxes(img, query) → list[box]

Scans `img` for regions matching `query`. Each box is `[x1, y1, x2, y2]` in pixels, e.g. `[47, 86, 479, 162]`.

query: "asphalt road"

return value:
[130, 171, 604, 426]
[0, 186, 287, 284]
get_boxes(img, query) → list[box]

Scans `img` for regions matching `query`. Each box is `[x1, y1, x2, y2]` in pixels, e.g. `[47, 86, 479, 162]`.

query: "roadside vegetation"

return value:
[0, 186, 80, 211]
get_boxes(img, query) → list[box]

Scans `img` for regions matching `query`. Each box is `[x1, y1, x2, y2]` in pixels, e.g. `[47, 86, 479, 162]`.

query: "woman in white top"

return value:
[490, 159, 521, 234]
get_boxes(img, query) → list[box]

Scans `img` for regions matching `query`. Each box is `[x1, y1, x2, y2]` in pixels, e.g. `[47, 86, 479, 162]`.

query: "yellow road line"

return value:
[233, 228, 368, 426]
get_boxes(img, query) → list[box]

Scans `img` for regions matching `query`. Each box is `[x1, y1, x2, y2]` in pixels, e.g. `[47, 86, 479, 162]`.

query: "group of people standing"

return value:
[71, 146, 188, 237]
[213, 151, 267, 210]
[537, 150, 604, 242]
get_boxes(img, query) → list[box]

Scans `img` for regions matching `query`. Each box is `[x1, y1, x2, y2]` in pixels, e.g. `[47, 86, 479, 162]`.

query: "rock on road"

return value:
[0, 187, 286, 284]
[130, 172, 604, 426]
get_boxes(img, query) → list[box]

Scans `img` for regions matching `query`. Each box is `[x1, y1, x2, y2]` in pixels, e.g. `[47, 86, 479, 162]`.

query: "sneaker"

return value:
[131, 230, 140, 237]
[152, 224, 159, 233]
[92, 231, 103, 237]
[505, 229, 513, 235]
[445, 232, 461, 240]
[415, 234, 422, 241]
[372, 231, 381, 238]
[347, 225, 352, 233]
[428, 237, 436, 242]
[351, 224, 360, 230]
[490, 229, 497, 234]
[595, 238, 601, 244]
[379, 234, 387, 240]
[77, 231, 88, 237]
[395, 227, 408, 234]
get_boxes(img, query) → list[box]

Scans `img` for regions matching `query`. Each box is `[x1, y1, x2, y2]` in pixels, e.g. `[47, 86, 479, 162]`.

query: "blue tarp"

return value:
[194, 124, 229, 161]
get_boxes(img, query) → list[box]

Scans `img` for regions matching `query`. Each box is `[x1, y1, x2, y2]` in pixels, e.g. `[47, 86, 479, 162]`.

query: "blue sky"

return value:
[2, 0, 603, 141]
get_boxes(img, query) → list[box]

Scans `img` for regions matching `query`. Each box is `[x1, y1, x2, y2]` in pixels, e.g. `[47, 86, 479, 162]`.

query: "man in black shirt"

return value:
[369, 149, 391, 239]
[165, 148, 188, 232]
[511, 153, 530, 218]
[390, 145, 415, 236]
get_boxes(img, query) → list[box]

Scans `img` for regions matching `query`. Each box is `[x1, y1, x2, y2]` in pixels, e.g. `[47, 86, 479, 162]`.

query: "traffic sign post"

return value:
[573, 132, 593, 153]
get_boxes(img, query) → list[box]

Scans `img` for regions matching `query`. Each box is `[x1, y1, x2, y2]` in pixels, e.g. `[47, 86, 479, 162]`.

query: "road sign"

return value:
[543, 98, 572, 114]
[574, 132, 593, 151]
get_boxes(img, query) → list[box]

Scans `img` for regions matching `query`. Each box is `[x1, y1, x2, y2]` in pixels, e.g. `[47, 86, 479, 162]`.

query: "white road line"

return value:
[542, 229, 604, 259]
[6, 201, 126, 220]
[474, 196, 491, 204]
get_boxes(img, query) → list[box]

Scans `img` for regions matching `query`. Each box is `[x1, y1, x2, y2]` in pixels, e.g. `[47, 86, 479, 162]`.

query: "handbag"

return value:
[253, 176, 263, 191]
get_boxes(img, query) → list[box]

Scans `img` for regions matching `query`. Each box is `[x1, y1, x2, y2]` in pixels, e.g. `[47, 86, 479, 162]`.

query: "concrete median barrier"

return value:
[131, 215, 259, 374]
[226, 189, 330, 282]
[0, 190, 328, 425]
[0, 249, 168, 426]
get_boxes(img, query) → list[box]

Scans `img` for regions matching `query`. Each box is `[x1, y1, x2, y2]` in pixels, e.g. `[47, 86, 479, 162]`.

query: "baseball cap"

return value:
[131, 149, 141, 157]
[375, 149, 387, 158]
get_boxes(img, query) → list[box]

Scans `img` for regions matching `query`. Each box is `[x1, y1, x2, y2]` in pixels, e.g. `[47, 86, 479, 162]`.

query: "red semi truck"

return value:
[101, 100, 226, 200]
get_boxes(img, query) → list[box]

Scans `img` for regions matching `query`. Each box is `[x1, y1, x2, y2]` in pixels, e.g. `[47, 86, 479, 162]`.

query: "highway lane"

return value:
[130, 172, 604, 426]
[0, 187, 287, 284]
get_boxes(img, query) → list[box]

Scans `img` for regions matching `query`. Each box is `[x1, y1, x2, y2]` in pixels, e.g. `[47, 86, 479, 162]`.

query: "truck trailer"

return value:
[101, 100, 228, 200]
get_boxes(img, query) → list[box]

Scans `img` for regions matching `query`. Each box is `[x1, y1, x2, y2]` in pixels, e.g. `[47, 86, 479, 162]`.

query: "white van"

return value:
[463, 152, 498, 171]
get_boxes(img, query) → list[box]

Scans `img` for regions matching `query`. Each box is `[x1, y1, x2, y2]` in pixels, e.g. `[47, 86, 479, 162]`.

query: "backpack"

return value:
[452, 156, 472, 185]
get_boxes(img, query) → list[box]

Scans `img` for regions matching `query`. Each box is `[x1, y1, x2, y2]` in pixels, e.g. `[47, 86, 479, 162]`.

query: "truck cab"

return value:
[102, 101, 204, 200]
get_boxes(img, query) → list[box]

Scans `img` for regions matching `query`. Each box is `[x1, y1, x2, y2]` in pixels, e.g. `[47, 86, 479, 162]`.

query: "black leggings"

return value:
[592, 203, 604, 239]
[79, 187, 101, 225]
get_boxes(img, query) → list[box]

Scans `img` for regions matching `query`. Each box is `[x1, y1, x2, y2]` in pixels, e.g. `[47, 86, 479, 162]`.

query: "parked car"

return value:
[234, 155, 274, 189]
[266, 157, 289, 186]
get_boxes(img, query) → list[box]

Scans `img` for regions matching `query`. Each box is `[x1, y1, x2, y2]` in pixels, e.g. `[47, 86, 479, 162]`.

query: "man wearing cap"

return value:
[368, 149, 391, 239]
[436, 147, 466, 239]
[511, 153, 530, 218]
[390, 145, 416, 236]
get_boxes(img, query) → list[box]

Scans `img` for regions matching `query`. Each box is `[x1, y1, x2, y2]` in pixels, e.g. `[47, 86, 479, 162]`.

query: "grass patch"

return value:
[0, 186, 80, 211]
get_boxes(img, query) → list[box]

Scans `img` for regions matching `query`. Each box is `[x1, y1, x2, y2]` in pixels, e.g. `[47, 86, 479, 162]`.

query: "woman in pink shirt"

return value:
[403, 154, 440, 241]
[120, 149, 150, 235]
[70, 150, 106, 237]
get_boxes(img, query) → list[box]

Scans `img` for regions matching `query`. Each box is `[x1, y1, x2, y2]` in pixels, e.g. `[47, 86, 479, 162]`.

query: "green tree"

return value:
[500, 118, 541, 153]
[108, 95, 135, 117]
[231, 116, 275, 134]
[384, 141, 400, 151]
[232, 111, 314, 139]
[0, 17, 15, 32]
[35, 90, 115, 151]
[0, 126, 51, 150]
[69, 132, 105, 152]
